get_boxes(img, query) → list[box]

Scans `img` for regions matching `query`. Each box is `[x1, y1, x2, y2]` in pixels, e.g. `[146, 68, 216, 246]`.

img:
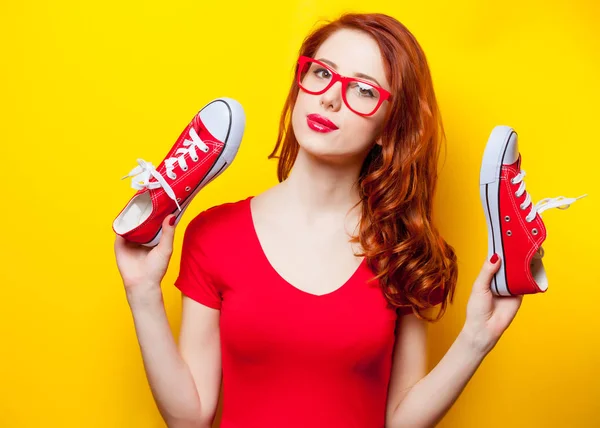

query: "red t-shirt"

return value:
[174, 195, 411, 428]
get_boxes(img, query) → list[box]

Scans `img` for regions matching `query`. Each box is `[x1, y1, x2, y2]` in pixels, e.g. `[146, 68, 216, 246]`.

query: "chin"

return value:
[297, 135, 335, 156]
[298, 137, 366, 166]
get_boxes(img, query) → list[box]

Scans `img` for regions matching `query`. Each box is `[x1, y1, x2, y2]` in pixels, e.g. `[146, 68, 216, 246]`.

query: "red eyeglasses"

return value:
[296, 55, 391, 117]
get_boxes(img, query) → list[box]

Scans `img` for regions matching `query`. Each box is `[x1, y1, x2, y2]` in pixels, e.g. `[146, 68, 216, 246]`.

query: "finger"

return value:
[114, 234, 127, 250]
[473, 254, 502, 293]
[156, 214, 177, 254]
[115, 233, 143, 250]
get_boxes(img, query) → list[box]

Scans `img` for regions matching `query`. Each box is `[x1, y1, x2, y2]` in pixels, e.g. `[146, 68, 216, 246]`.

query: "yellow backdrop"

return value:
[1, 0, 598, 427]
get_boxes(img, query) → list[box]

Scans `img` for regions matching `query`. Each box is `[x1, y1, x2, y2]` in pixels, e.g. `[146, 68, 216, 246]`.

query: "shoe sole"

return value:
[142, 97, 245, 247]
[479, 125, 516, 296]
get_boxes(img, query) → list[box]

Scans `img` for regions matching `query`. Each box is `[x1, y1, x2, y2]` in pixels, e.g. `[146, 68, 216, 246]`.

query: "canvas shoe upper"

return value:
[480, 126, 587, 296]
[113, 97, 245, 247]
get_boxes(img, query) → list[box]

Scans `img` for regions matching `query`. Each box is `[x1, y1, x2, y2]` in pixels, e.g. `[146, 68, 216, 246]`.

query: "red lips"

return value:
[306, 114, 338, 133]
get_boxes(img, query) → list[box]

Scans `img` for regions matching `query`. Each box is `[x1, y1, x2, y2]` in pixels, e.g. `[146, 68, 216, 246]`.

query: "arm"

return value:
[385, 256, 520, 427]
[127, 287, 222, 428]
[385, 315, 486, 428]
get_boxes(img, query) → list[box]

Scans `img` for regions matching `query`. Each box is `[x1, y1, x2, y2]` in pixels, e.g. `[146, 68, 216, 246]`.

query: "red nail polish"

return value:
[169, 216, 176, 226]
[489, 253, 499, 264]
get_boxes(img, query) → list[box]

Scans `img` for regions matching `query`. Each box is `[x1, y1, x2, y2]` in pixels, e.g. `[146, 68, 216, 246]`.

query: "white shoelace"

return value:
[511, 169, 587, 223]
[121, 127, 210, 212]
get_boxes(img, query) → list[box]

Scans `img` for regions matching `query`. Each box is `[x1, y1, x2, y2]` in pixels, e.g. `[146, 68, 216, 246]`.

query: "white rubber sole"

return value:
[142, 97, 245, 247]
[479, 125, 516, 296]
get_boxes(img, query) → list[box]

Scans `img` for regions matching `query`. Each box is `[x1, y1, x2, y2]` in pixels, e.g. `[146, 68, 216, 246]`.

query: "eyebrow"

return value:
[317, 58, 383, 87]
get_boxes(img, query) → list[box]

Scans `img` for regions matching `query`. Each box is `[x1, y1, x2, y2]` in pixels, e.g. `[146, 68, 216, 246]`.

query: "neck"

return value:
[279, 148, 364, 220]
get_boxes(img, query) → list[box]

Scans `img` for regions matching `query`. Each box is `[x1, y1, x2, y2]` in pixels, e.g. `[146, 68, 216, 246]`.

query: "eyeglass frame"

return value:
[296, 55, 392, 117]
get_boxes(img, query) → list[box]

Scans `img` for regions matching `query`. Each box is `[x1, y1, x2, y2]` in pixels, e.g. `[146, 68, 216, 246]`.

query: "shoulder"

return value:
[183, 195, 252, 243]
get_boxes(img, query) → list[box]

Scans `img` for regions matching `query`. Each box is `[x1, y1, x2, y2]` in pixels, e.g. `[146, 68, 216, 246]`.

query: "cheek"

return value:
[291, 103, 304, 137]
[291, 93, 317, 137]
[341, 118, 380, 148]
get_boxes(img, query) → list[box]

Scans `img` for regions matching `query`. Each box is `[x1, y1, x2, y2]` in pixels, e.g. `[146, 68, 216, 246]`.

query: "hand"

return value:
[114, 214, 178, 293]
[462, 255, 523, 355]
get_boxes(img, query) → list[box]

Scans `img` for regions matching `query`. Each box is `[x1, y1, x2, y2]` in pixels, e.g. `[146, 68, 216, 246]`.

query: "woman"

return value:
[114, 12, 522, 428]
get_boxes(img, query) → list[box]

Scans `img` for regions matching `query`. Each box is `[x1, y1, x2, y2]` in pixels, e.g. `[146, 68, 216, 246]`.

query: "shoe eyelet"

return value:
[176, 197, 181, 202]
[532, 228, 538, 235]
[506, 230, 512, 236]
[185, 186, 191, 192]
[203, 147, 209, 153]
[192, 156, 199, 162]
[182, 166, 188, 171]
[170, 173, 177, 180]
[504, 215, 510, 222]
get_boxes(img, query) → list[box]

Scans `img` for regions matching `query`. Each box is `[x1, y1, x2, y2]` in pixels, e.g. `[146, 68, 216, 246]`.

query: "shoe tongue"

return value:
[503, 156, 521, 174]
[505, 154, 521, 170]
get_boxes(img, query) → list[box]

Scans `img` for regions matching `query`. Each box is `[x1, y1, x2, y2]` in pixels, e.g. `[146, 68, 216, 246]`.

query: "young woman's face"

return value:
[291, 28, 392, 163]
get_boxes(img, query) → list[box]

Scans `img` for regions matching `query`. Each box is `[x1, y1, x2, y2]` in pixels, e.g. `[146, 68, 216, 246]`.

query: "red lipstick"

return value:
[306, 114, 338, 133]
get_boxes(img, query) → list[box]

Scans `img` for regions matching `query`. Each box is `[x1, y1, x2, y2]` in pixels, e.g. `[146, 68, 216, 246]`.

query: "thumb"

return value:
[156, 214, 177, 253]
[473, 254, 502, 294]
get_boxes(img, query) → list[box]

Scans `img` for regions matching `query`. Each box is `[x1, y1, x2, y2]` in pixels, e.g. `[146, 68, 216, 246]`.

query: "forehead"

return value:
[313, 28, 389, 89]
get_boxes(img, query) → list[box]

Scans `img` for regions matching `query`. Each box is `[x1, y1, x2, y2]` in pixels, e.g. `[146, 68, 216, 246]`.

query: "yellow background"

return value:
[1, 0, 598, 427]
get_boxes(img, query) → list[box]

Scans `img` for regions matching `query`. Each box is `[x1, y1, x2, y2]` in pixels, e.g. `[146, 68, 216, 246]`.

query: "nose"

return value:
[319, 81, 342, 112]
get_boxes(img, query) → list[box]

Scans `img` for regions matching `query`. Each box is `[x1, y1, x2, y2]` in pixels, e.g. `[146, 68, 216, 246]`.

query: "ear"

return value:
[375, 137, 383, 146]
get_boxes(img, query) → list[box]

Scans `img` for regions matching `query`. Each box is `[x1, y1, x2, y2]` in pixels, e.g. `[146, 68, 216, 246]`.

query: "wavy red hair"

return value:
[268, 12, 458, 322]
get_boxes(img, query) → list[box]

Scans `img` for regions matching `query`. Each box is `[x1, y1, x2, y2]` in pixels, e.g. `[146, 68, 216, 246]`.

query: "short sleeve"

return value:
[174, 211, 222, 309]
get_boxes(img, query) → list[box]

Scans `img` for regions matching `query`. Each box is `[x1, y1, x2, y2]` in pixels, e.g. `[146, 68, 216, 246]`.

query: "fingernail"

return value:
[169, 216, 176, 226]
[489, 253, 499, 264]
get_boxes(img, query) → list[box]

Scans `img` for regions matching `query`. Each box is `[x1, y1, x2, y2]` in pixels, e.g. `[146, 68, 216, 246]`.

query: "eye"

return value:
[351, 81, 378, 98]
[313, 67, 332, 79]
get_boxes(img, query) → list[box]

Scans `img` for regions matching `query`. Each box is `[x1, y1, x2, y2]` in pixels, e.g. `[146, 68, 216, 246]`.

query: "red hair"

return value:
[268, 12, 458, 322]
